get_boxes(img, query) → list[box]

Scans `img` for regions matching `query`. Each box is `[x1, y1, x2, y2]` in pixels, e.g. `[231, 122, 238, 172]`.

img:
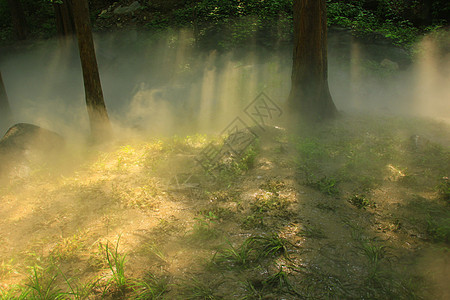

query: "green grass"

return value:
[131, 272, 169, 299]
[180, 277, 221, 300]
[348, 194, 373, 209]
[212, 234, 290, 269]
[26, 266, 63, 299]
[103, 237, 129, 296]
[190, 211, 220, 241]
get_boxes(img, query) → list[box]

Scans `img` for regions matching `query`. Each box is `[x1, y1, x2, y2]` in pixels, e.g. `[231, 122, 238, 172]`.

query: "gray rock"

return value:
[113, 1, 142, 15]
[381, 58, 400, 71]
[0, 123, 65, 180]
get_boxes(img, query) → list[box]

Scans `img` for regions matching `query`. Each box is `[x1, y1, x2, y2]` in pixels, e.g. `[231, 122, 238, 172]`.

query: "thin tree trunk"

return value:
[288, 0, 337, 120]
[72, 0, 111, 139]
[6, 0, 27, 40]
[0, 71, 12, 126]
[54, 0, 75, 36]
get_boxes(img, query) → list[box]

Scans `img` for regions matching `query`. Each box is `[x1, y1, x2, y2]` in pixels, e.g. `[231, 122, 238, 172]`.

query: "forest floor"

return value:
[0, 114, 449, 299]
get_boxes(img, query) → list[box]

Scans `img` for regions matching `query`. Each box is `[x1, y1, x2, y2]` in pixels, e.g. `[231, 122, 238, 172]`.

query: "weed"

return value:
[426, 216, 450, 243]
[359, 240, 387, 265]
[0, 285, 29, 300]
[248, 235, 289, 259]
[26, 265, 63, 299]
[0, 259, 14, 278]
[58, 267, 99, 300]
[213, 235, 290, 269]
[436, 176, 449, 203]
[263, 268, 298, 295]
[349, 194, 372, 209]
[241, 213, 265, 229]
[50, 233, 86, 261]
[240, 280, 264, 299]
[141, 242, 166, 262]
[213, 238, 254, 269]
[299, 224, 327, 239]
[251, 191, 288, 213]
[259, 180, 285, 194]
[191, 211, 220, 241]
[131, 272, 169, 299]
[307, 176, 339, 196]
[104, 237, 129, 295]
[180, 277, 221, 300]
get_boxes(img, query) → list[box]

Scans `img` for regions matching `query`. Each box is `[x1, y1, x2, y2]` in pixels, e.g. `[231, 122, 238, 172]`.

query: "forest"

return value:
[0, 0, 449, 299]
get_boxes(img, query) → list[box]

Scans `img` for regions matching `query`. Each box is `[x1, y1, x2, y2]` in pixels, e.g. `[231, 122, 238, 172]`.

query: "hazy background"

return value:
[0, 28, 449, 139]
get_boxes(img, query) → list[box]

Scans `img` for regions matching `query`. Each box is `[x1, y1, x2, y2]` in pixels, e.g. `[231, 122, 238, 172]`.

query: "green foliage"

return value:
[26, 265, 63, 299]
[180, 276, 220, 300]
[426, 216, 450, 243]
[349, 194, 372, 209]
[212, 234, 289, 269]
[131, 272, 169, 300]
[436, 177, 450, 204]
[104, 237, 129, 295]
[307, 176, 339, 196]
[190, 211, 220, 241]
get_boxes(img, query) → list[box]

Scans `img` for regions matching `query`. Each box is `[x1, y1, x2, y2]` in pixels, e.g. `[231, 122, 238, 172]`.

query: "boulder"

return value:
[113, 1, 142, 15]
[0, 123, 65, 180]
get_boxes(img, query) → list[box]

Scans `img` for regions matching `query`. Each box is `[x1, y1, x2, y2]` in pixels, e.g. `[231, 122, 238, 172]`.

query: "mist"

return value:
[1, 28, 448, 140]
[0, 27, 449, 299]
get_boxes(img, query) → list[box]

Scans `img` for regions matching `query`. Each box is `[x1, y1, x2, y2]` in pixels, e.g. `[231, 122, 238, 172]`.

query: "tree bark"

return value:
[72, 0, 111, 139]
[288, 0, 337, 120]
[54, 0, 76, 37]
[0, 71, 12, 127]
[6, 0, 27, 40]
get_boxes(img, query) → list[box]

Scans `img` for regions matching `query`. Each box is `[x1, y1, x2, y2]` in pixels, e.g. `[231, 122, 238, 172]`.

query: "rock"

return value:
[0, 123, 65, 180]
[113, 1, 141, 15]
[380, 58, 400, 71]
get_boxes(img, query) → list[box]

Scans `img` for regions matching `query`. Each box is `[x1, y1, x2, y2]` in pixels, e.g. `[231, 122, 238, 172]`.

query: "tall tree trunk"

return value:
[0, 71, 12, 127]
[54, 0, 76, 37]
[6, 0, 27, 40]
[288, 0, 337, 120]
[72, 0, 111, 139]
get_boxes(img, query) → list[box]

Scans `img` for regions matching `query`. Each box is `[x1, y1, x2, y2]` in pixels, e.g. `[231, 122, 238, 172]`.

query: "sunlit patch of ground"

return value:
[0, 115, 449, 299]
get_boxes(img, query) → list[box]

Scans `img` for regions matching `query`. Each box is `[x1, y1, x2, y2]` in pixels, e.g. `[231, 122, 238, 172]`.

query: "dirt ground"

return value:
[0, 115, 449, 299]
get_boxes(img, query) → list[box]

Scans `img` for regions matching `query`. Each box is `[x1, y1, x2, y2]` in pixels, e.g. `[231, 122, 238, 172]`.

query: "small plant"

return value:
[26, 266, 63, 299]
[213, 238, 254, 269]
[181, 277, 220, 300]
[131, 272, 169, 299]
[436, 176, 449, 204]
[0, 285, 29, 300]
[309, 176, 339, 196]
[260, 180, 285, 194]
[359, 240, 387, 265]
[263, 268, 298, 296]
[251, 191, 288, 213]
[104, 237, 129, 295]
[349, 194, 372, 209]
[248, 235, 289, 259]
[58, 268, 99, 300]
[241, 213, 265, 229]
[426, 217, 450, 243]
[191, 211, 220, 241]
[50, 233, 85, 262]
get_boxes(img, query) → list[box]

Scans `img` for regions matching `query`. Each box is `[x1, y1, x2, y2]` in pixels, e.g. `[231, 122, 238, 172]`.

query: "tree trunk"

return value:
[72, 0, 111, 139]
[287, 0, 337, 120]
[6, 0, 27, 40]
[54, 0, 76, 36]
[0, 71, 12, 127]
